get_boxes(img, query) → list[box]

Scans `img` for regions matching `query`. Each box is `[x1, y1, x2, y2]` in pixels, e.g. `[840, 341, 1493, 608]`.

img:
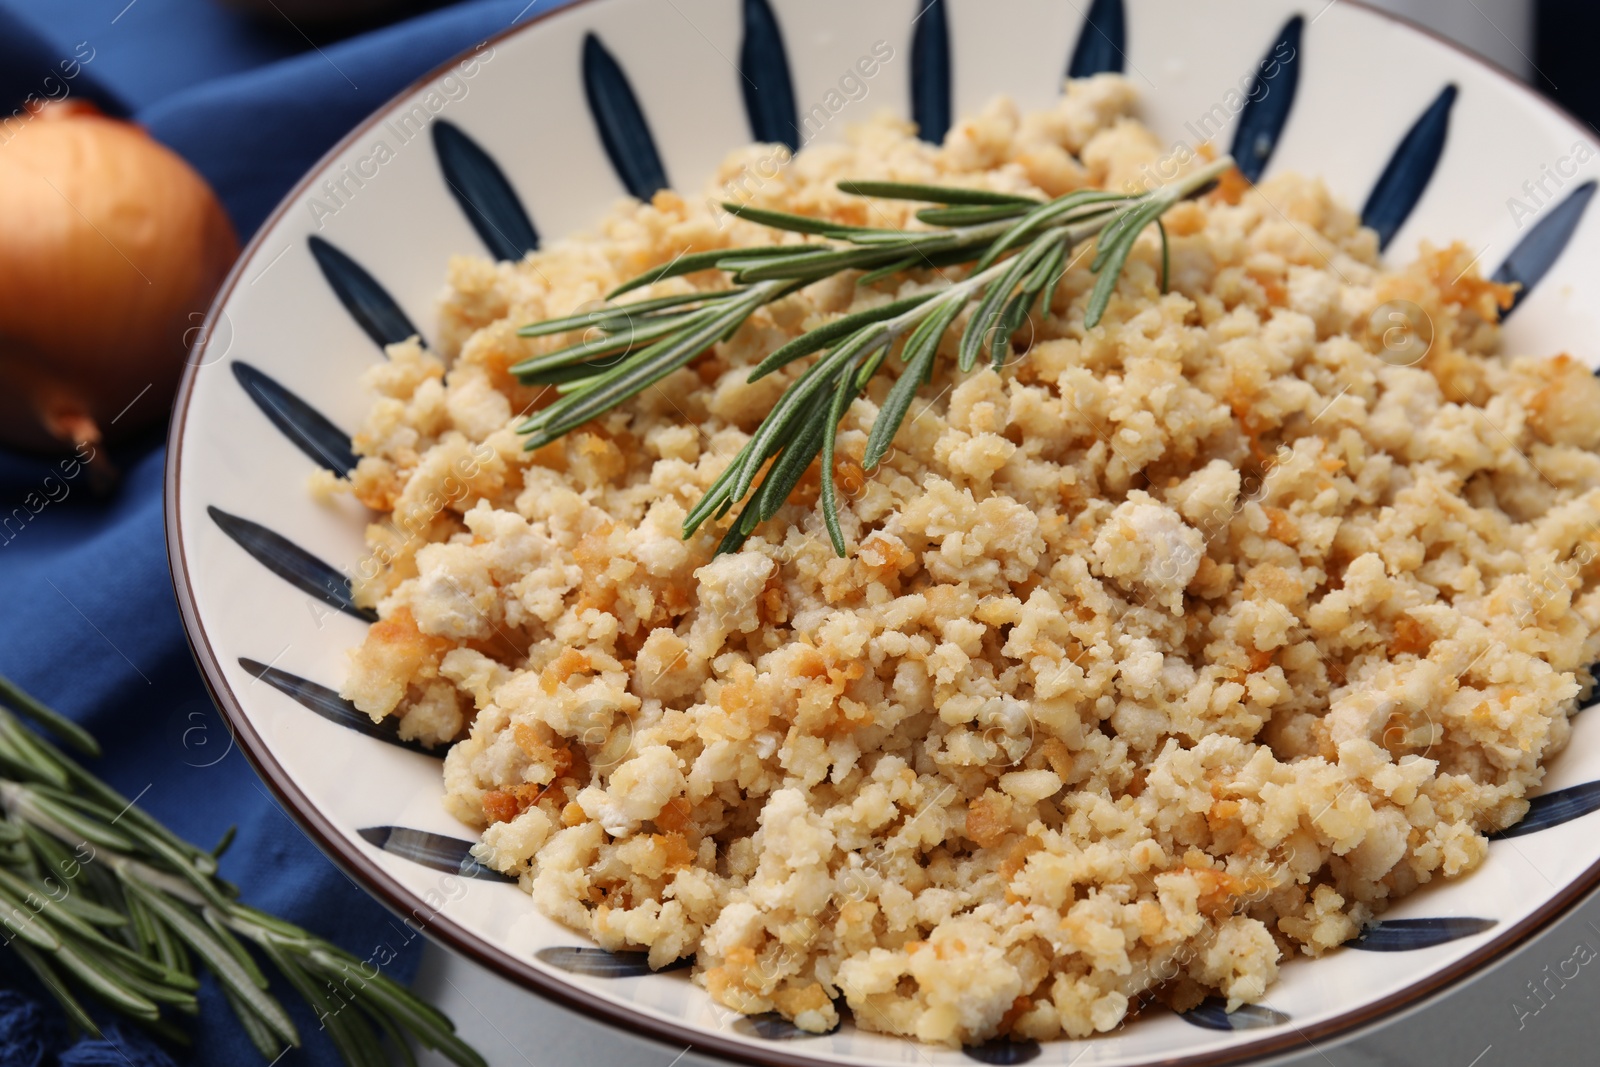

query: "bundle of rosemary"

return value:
[0, 675, 483, 1067]
[514, 155, 1234, 556]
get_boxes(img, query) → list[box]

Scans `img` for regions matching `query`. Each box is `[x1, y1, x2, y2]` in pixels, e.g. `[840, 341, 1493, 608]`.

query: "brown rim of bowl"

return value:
[165, 2, 1600, 1065]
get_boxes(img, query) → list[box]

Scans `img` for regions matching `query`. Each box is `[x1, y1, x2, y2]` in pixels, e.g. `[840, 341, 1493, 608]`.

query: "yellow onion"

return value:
[0, 101, 238, 473]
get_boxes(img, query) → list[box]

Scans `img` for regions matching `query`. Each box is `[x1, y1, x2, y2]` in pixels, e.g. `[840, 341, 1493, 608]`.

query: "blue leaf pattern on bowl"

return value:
[1067, 0, 1126, 79]
[534, 946, 691, 977]
[239, 657, 437, 755]
[1362, 84, 1458, 250]
[357, 825, 511, 882]
[582, 32, 670, 200]
[1489, 781, 1600, 839]
[1230, 16, 1303, 183]
[1181, 998, 1290, 1030]
[963, 1038, 1042, 1063]
[1493, 180, 1597, 318]
[308, 235, 423, 351]
[207, 506, 376, 623]
[732, 1011, 842, 1040]
[1349, 916, 1496, 951]
[432, 119, 540, 261]
[910, 0, 951, 144]
[231, 362, 357, 476]
[739, 0, 799, 151]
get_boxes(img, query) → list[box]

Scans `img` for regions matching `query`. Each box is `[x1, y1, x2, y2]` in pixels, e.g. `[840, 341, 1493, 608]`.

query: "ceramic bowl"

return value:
[167, 1, 1600, 1063]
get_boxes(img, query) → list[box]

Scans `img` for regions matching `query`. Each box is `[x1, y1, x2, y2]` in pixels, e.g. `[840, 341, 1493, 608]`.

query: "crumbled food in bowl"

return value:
[330, 75, 1600, 1046]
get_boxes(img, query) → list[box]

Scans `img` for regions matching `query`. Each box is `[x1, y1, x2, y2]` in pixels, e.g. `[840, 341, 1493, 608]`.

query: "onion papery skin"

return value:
[0, 103, 239, 458]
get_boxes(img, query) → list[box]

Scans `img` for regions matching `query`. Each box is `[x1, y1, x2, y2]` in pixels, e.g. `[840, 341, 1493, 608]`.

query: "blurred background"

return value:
[1369, 0, 1595, 131]
[1371, 0, 1532, 82]
[0, 0, 1591, 129]
[0, 0, 1588, 177]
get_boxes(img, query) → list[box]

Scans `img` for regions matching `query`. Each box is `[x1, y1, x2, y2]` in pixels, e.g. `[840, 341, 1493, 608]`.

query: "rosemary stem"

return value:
[113, 855, 210, 908]
[877, 155, 1229, 341]
[0, 681, 487, 1067]
[1155, 154, 1235, 205]
[529, 153, 1237, 556]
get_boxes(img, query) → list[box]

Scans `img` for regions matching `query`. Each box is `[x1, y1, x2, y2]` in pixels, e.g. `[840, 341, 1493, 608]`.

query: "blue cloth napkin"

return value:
[0, 1, 567, 1062]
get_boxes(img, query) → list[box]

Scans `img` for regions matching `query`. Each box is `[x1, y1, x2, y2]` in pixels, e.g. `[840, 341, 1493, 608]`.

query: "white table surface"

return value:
[411, 881, 1598, 1067]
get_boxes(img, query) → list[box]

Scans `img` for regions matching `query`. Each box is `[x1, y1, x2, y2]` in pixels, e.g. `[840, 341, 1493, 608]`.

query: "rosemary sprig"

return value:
[515, 155, 1234, 555]
[0, 676, 485, 1067]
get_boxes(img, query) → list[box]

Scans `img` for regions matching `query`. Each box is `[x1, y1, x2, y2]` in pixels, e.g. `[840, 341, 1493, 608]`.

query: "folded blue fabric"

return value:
[140, 0, 568, 236]
[0, 1, 568, 1062]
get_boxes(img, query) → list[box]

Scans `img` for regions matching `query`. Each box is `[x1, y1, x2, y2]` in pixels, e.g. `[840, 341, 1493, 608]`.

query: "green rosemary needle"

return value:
[515, 155, 1235, 556]
[0, 676, 485, 1067]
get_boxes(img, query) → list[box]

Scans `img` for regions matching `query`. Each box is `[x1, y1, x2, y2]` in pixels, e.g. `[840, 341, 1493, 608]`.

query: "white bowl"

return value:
[167, 1, 1600, 1063]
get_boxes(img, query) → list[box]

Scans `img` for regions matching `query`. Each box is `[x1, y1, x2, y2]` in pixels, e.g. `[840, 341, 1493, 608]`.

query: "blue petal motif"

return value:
[432, 120, 539, 262]
[1230, 16, 1304, 183]
[534, 946, 691, 977]
[910, 0, 951, 144]
[582, 33, 670, 200]
[739, 0, 799, 151]
[1067, 0, 1126, 79]
[206, 507, 375, 623]
[357, 826, 511, 882]
[1362, 85, 1458, 251]
[733, 1012, 840, 1040]
[230, 362, 357, 476]
[1350, 916, 1496, 951]
[963, 1038, 1042, 1064]
[1182, 998, 1290, 1031]
[238, 657, 437, 755]
[307, 236, 423, 352]
[1493, 181, 1597, 318]
[1489, 781, 1600, 839]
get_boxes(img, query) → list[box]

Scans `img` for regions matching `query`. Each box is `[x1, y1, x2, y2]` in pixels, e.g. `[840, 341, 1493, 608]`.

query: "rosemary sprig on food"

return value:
[0, 675, 485, 1067]
[514, 155, 1234, 556]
